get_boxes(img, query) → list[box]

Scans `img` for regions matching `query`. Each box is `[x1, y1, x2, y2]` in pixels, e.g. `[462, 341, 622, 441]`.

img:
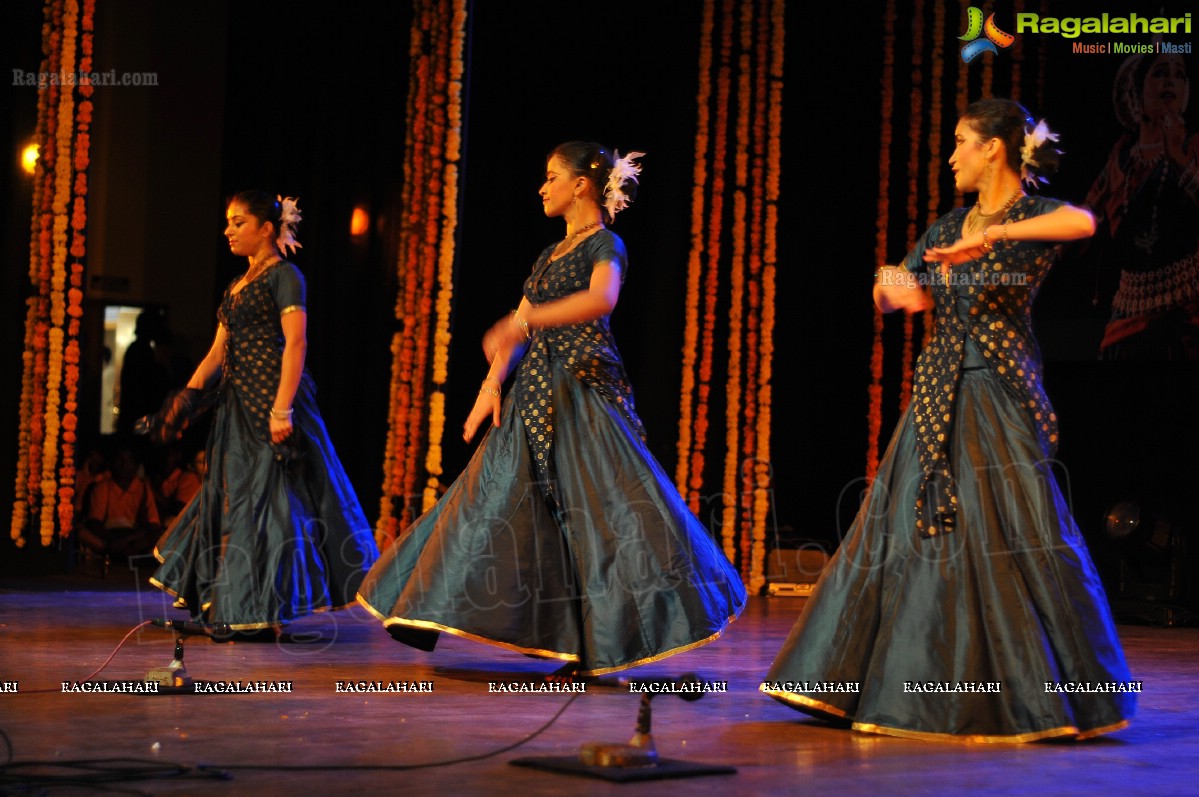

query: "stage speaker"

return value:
[765, 545, 828, 597]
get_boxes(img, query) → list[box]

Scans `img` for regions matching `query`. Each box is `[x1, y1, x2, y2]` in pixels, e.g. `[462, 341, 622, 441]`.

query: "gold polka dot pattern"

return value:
[905, 197, 1063, 537]
[217, 262, 305, 443]
[515, 230, 645, 501]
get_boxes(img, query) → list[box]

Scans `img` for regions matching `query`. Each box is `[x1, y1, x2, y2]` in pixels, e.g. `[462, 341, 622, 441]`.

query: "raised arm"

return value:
[924, 205, 1096, 266]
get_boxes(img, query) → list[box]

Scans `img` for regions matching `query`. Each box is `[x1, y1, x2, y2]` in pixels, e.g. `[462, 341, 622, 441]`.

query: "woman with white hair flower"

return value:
[147, 190, 379, 639]
[763, 100, 1135, 741]
[358, 142, 746, 678]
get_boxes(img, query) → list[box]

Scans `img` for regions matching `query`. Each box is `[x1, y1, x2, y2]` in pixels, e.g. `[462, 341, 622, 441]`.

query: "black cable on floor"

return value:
[0, 692, 582, 791]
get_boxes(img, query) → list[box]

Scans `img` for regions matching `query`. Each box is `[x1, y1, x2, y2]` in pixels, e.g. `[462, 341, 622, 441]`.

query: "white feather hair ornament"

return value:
[603, 150, 646, 220]
[277, 195, 303, 257]
[1019, 120, 1059, 187]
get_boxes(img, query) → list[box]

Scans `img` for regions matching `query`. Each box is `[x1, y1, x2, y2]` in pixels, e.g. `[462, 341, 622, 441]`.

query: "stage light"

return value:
[1104, 501, 1140, 539]
[350, 206, 369, 237]
[1104, 500, 1195, 626]
[21, 142, 40, 175]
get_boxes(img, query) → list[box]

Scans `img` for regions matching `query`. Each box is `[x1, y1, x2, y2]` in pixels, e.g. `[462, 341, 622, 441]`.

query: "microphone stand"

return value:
[146, 633, 193, 688]
[579, 691, 659, 767]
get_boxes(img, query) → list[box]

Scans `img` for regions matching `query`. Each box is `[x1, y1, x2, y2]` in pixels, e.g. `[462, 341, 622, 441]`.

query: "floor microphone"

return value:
[151, 617, 231, 636]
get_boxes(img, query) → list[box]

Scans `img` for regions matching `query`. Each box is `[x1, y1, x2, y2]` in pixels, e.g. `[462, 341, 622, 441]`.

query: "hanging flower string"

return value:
[675, 0, 714, 499]
[749, 0, 783, 595]
[424, 0, 466, 512]
[721, 0, 752, 569]
[689, 0, 734, 516]
[740, 0, 770, 582]
[867, 0, 897, 481]
[12, 0, 92, 546]
[376, 0, 467, 542]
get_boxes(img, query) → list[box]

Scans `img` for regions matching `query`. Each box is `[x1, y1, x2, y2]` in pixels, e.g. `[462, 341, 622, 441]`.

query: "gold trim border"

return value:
[761, 688, 851, 719]
[356, 594, 739, 676]
[763, 687, 1132, 743]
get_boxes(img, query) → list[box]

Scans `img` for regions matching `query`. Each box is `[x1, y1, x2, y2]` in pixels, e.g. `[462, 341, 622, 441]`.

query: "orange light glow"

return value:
[22, 142, 40, 175]
[350, 206, 369, 237]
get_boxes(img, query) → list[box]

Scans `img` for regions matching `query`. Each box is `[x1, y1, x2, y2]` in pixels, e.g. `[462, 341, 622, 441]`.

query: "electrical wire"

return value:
[200, 692, 582, 773]
[0, 693, 582, 791]
[15, 620, 154, 694]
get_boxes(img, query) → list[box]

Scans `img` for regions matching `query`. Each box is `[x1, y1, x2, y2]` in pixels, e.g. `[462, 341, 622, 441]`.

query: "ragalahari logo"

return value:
[959, 8, 1017, 62]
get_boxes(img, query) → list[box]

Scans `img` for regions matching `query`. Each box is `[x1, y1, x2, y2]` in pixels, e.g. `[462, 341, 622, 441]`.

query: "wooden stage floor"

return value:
[1, 566, 1196, 796]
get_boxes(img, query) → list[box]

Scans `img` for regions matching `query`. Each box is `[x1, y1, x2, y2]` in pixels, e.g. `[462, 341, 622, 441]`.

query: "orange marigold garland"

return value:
[740, 0, 770, 583]
[13, 4, 55, 545]
[750, 0, 784, 595]
[721, 0, 751, 567]
[899, 0, 926, 416]
[424, 0, 466, 511]
[13, 0, 92, 546]
[867, 0, 897, 481]
[678, 0, 782, 589]
[689, 0, 734, 512]
[377, 0, 467, 542]
[59, 0, 95, 535]
[675, 0, 715, 499]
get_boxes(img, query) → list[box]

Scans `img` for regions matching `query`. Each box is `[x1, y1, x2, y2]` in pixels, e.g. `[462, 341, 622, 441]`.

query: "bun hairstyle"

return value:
[228, 190, 283, 238]
[549, 141, 644, 223]
[962, 98, 1061, 186]
[228, 189, 303, 256]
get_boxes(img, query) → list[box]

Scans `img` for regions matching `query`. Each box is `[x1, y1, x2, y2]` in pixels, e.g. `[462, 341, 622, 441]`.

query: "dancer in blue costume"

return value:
[763, 100, 1136, 741]
[150, 191, 378, 635]
[358, 142, 746, 676]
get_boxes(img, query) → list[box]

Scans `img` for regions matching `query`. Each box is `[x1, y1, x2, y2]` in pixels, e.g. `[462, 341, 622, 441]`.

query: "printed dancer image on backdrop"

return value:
[1085, 51, 1199, 360]
[358, 143, 747, 677]
[762, 100, 1136, 741]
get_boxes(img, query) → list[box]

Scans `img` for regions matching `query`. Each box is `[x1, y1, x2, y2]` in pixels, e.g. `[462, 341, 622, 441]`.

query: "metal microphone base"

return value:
[146, 635, 194, 688]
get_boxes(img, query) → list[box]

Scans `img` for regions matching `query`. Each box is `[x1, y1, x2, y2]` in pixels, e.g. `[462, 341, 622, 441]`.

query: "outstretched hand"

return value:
[463, 390, 501, 442]
[924, 231, 988, 267]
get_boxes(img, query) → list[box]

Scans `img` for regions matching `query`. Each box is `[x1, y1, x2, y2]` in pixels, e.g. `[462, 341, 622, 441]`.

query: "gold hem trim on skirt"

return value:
[761, 689, 851, 719]
[356, 594, 738, 675]
[850, 718, 1130, 744]
[764, 689, 1131, 743]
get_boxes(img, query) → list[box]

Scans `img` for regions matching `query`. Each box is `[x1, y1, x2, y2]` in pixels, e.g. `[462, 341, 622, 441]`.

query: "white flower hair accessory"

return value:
[277, 195, 303, 257]
[603, 150, 646, 220]
[1019, 120, 1059, 187]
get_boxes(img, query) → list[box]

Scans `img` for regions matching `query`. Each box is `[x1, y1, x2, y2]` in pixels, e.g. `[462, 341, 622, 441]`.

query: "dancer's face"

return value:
[1142, 55, 1188, 121]
[224, 201, 275, 258]
[949, 119, 991, 193]
[539, 156, 580, 218]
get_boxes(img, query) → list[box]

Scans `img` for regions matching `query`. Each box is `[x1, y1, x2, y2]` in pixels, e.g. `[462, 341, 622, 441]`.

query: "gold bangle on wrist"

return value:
[270, 407, 293, 420]
[511, 310, 531, 340]
[479, 379, 501, 398]
[981, 226, 993, 252]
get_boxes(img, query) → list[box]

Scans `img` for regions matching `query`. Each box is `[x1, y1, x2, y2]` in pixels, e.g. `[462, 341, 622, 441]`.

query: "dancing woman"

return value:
[762, 100, 1135, 741]
[358, 143, 746, 676]
[150, 191, 378, 635]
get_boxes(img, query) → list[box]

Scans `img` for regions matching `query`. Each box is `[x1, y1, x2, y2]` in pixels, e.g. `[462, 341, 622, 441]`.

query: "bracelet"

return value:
[511, 310, 531, 340]
[270, 407, 293, 420]
[981, 226, 993, 252]
[874, 265, 899, 284]
[1001, 221, 1011, 241]
[479, 380, 501, 398]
